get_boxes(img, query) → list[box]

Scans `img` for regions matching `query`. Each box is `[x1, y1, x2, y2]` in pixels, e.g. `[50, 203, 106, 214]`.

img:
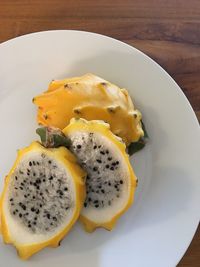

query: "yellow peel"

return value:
[33, 73, 143, 145]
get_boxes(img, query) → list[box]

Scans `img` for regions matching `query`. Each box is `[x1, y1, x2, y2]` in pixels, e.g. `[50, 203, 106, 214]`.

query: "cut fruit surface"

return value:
[0, 142, 86, 259]
[63, 118, 137, 232]
[33, 73, 143, 145]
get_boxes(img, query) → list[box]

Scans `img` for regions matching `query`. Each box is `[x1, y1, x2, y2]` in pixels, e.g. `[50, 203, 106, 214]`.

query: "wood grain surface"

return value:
[0, 0, 199, 266]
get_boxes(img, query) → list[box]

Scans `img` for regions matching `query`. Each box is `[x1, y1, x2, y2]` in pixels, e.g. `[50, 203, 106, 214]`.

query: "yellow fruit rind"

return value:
[33, 73, 144, 145]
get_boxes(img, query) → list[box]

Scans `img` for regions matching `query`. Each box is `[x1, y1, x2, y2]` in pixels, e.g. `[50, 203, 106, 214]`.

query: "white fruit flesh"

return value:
[68, 131, 132, 224]
[3, 150, 76, 244]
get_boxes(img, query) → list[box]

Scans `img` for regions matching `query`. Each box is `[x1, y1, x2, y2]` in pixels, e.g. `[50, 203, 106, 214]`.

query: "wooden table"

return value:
[0, 0, 199, 265]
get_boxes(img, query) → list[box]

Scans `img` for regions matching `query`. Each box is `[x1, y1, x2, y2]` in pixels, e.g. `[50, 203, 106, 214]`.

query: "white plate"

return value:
[0, 30, 199, 267]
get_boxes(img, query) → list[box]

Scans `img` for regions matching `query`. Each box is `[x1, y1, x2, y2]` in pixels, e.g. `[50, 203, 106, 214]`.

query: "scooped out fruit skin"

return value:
[0, 141, 86, 259]
[33, 73, 144, 145]
[63, 118, 137, 233]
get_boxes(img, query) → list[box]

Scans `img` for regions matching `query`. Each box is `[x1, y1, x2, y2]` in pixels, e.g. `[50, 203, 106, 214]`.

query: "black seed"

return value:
[36, 186, 40, 190]
[77, 144, 81, 149]
[88, 197, 92, 202]
[36, 209, 40, 214]
[21, 182, 24, 186]
[49, 176, 53, 180]
[27, 172, 30, 176]
[37, 161, 40, 165]
[53, 216, 57, 221]
[29, 162, 32, 166]
[65, 207, 69, 210]
[93, 145, 97, 149]
[106, 164, 109, 168]
[93, 166, 98, 171]
[36, 178, 41, 184]
[22, 205, 26, 210]
[33, 161, 36, 166]
[110, 167, 114, 171]
[98, 145, 101, 148]
[40, 204, 42, 208]
[108, 157, 112, 161]
[98, 185, 102, 189]
[33, 222, 36, 225]
[31, 207, 35, 212]
[95, 204, 99, 208]
[120, 180, 123, 184]
[101, 189, 105, 193]
[106, 150, 109, 154]
[30, 182, 33, 185]
[33, 196, 35, 199]
[15, 209, 18, 212]
[64, 187, 68, 191]
[96, 159, 102, 163]
[20, 187, 23, 190]
[43, 179, 46, 182]
[24, 195, 27, 198]
[112, 162, 116, 166]
[19, 170, 24, 174]
[84, 202, 87, 207]
[108, 182, 111, 186]
[19, 213, 22, 218]
[15, 187, 18, 190]
[47, 213, 50, 219]
[15, 176, 18, 180]
[50, 222, 53, 226]
[28, 224, 31, 228]
[94, 200, 98, 204]
[96, 190, 99, 193]
[34, 216, 37, 220]
[33, 173, 36, 177]
[26, 212, 29, 215]
[9, 198, 13, 202]
[116, 161, 119, 165]
[11, 203, 14, 206]
[48, 160, 52, 164]
[13, 211, 16, 215]
[115, 185, 118, 189]
[40, 192, 43, 196]
[100, 151, 105, 155]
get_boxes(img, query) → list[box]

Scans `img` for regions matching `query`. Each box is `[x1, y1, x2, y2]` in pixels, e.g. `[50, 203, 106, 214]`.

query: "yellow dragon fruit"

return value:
[33, 73, 144, 145]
